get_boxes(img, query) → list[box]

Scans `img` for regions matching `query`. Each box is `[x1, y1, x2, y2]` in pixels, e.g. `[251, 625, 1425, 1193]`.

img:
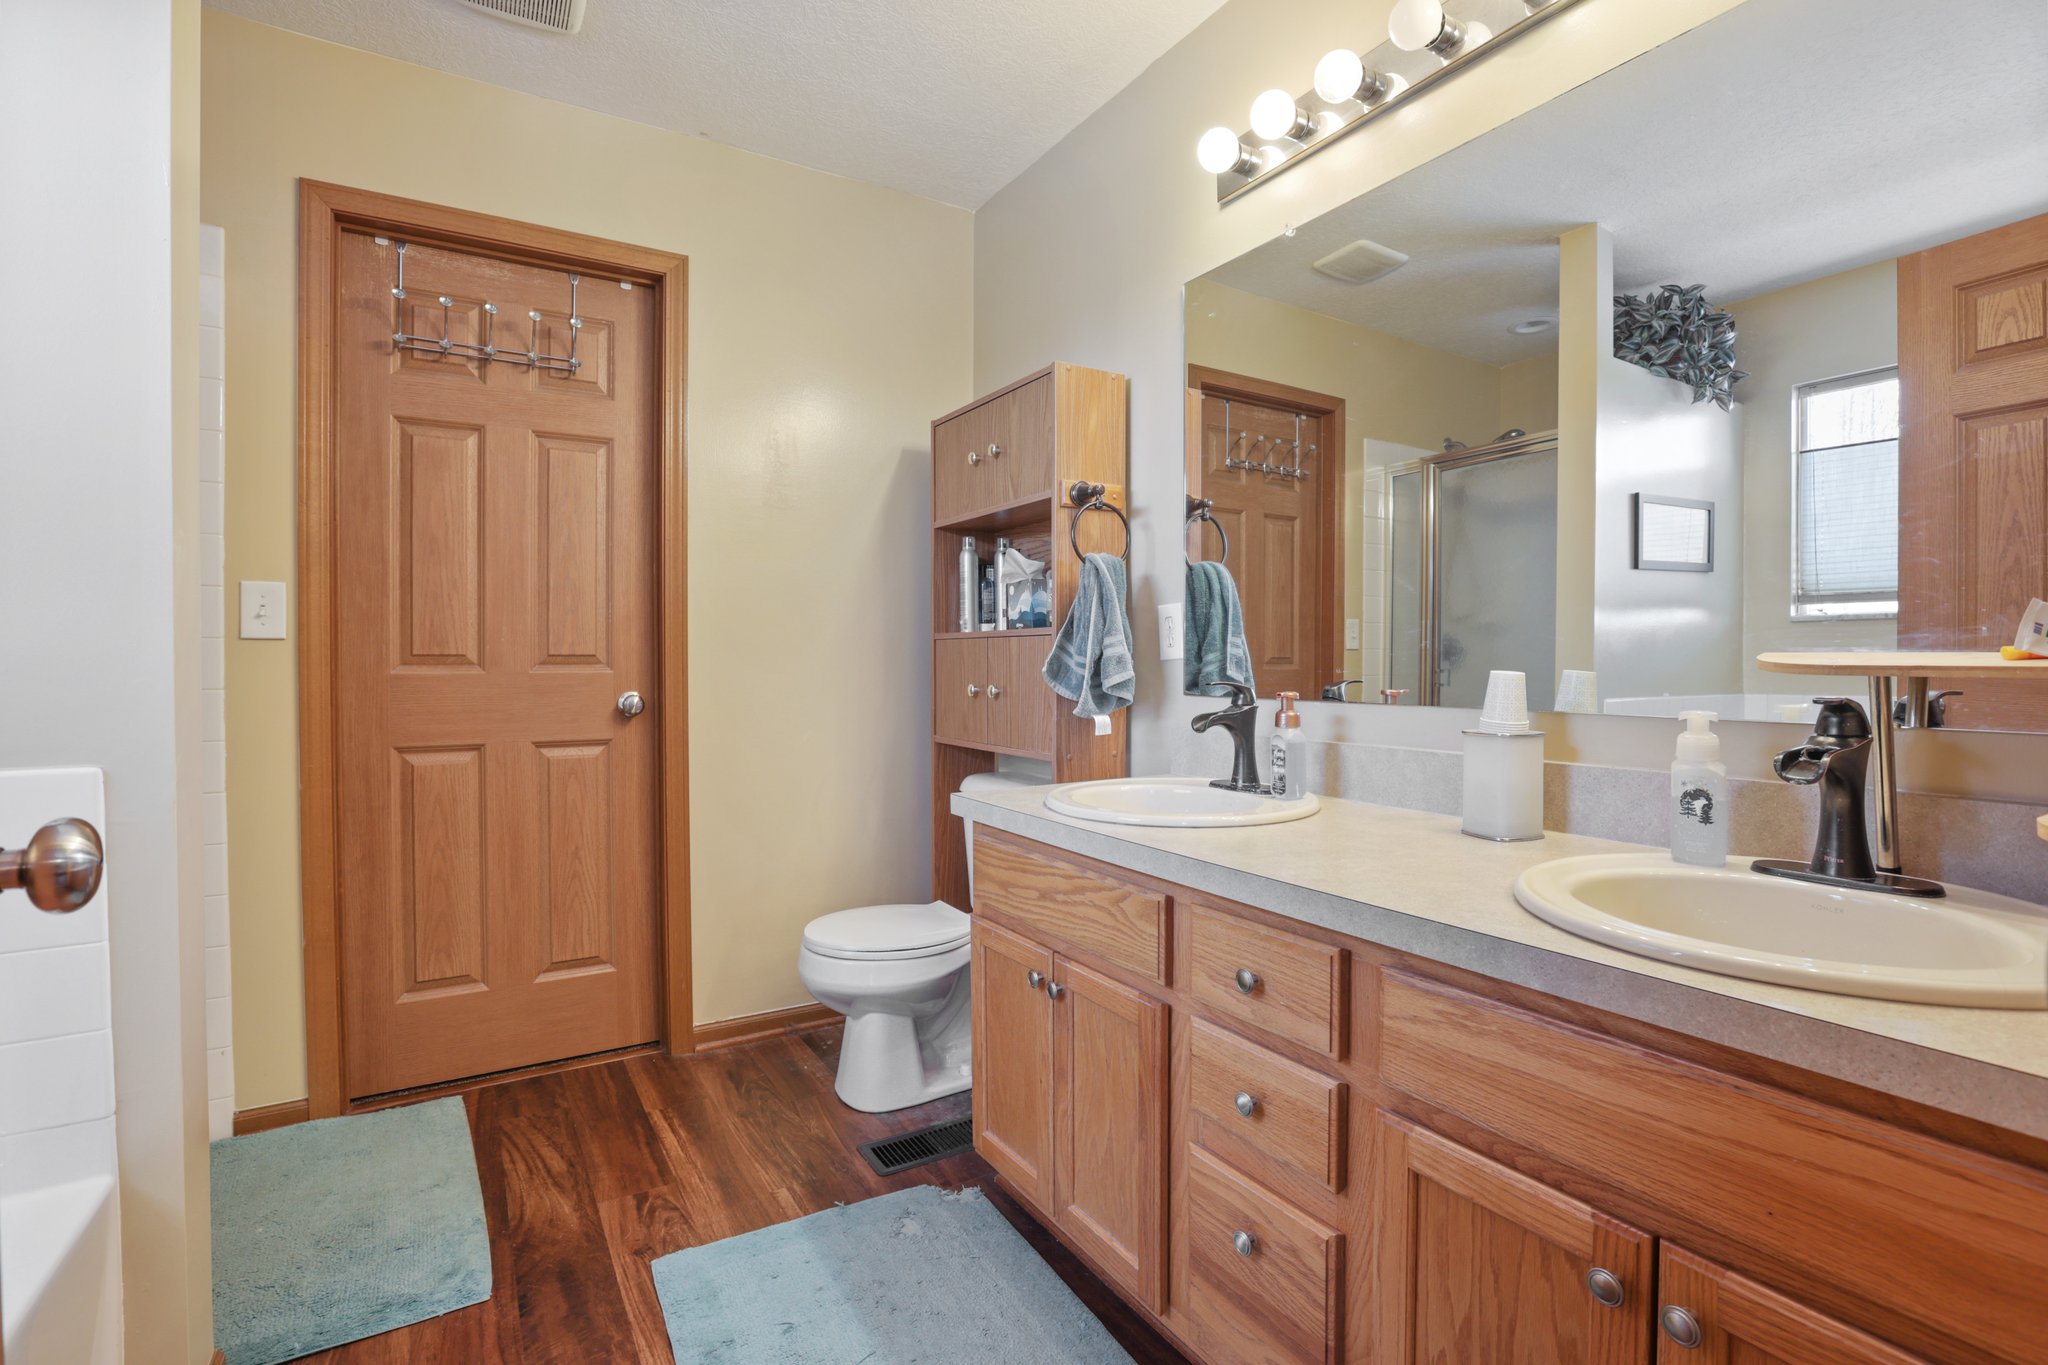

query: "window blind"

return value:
[1793, 372, 1899, 618]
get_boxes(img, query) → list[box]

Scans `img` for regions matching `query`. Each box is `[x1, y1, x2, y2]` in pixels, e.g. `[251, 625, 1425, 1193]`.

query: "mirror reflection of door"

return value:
[1188, 369, 1344, 701]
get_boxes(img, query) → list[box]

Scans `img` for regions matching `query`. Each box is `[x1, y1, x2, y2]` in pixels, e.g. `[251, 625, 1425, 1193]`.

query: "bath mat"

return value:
[652, 1185, 1134, 1364]
[211, 1097, 491, 1365]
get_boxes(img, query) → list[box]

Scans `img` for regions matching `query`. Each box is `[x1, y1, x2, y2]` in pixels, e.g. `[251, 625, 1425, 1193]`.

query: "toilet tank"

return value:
[957, 768, 1047, 903]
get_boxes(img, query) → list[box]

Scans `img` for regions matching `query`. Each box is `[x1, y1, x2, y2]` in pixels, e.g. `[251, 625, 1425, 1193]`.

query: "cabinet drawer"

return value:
[1186, 1147, 1342, 1365]
[1379, 970, 2048, 1365]
[1188, 903, 1346, 1058]
[1190, 1019, 1346, 1193]
[972, 833, 1168, 983]
[984, 374, 1054, 506]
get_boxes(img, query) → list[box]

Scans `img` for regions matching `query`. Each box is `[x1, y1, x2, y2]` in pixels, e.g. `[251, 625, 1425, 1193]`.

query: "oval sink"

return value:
[1044, 776, 1319, 828]
[1515, 852, 2048, 1008]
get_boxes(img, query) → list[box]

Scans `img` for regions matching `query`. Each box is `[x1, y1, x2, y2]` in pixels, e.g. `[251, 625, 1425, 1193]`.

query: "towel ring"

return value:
[1186, 497, 1230, 567]
[1068, 481, 1130, 565]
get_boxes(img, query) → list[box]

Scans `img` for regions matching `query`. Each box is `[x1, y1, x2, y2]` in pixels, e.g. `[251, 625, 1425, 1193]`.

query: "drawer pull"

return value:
[1233, 1091, 1259, 1118]
[1232, 1229, 1257, 1258]
[1660, 1306, 1702, 1350]
[1585, 1267, 1625, 1309]
[1234, 967, 1261, 995]
[1025, 969, 1045, 991]
[1046, 981, 1067, 1000]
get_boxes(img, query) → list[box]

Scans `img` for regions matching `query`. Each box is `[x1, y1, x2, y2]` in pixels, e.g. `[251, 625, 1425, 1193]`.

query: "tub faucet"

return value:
[1752, 698, 1944, 897]
[1192, 682, 1266, 793]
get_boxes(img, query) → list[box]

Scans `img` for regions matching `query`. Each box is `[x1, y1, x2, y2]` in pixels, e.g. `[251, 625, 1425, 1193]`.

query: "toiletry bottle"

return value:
[993, 537, 1012, 630]
[958, 537, 978, 633]
[979, 563, 997, 629]
[1670, 710, 1729, 867]
[1270, 692, 1307, 800]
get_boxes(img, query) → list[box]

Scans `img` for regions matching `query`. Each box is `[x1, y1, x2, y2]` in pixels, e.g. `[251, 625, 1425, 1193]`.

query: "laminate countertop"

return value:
[953, 785, 2048, 1142]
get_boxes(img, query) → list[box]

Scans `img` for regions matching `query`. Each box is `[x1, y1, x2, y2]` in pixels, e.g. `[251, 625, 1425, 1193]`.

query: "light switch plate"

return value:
[240, 581, 287, 640]
[1345, 618, 1361, 649]
[1157, 603, 1184, 660]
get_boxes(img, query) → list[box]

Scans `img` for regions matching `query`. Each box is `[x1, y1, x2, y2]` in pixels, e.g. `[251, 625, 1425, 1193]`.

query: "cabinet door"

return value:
[933, 403, 990, 526]
[1655, 1246, 1932, 1365]
[933, 637, 990, 747]
[988, 634, 1053, 756]
[986, 373, 1055, 506]
[971, 919, 1055, 1208]
[1375, 1111, 1654, 1365]
[1053, 955, 1169, 1312]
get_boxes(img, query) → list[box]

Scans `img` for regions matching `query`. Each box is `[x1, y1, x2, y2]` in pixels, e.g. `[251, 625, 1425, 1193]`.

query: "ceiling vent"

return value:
[458, 0, 587, 34]
[1312, 239, 1409, 286]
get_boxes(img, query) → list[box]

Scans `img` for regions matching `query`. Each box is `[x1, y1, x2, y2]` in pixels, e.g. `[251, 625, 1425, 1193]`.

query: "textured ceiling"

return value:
[202, 0, 1231, 207]
[1203, 0, 2048, 367]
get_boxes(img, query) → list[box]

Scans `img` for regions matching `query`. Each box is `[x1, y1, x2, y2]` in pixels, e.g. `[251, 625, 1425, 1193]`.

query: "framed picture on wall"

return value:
[1633, 494, 1714, 572]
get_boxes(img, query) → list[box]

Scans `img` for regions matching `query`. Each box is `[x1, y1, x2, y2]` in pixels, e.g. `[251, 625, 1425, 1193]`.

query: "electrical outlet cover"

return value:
[1157, 602, 1185, 661]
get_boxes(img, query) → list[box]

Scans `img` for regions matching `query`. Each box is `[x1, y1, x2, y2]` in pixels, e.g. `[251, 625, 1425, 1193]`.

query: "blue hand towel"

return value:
[1043, 553, 1136, 719]
[1185, 561, 1255, 698]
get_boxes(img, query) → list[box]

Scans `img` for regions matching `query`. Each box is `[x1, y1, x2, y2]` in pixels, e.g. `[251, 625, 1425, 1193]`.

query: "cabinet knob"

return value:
[1659, 1306, 1702, 1350]
[987, 443, 1003, 460]
[987, 684, 1002, 700]
[1585, 1268, 1625, 1309]
[1233, 1091, 1259, 1118]
[1234, 967, 1261, 995]
[1025, 969, 1045, 991]
[1046, 981, 1067, 1000]
[967, 449, 980, 466]
[966, 683, 981, 697]
[1232, 1230, 1257, 1258]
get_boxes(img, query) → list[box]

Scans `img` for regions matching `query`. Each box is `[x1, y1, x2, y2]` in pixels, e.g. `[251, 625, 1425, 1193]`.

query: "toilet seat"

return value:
[801, 901, 970, 962]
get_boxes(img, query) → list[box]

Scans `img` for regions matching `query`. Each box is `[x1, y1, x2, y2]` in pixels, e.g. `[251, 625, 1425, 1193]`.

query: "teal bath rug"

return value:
[652, 1185, 1135, 1364]
[211, 1096, 491, 1364]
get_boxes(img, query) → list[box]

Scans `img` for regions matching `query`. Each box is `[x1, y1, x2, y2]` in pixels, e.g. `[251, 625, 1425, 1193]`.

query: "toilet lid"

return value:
[802, 902, 971, 961]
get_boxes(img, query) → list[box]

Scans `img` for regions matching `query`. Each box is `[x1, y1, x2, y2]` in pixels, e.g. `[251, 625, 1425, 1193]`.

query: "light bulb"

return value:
[1313, 49, 1365, 103]
[1389, 0, 1489, 58]
[1249, 88, 1313, 142]
[1196, 126, 1255, 176]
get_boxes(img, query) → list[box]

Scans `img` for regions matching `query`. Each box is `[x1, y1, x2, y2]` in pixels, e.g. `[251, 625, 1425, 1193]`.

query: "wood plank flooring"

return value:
[303, 1023, 1190, 1363]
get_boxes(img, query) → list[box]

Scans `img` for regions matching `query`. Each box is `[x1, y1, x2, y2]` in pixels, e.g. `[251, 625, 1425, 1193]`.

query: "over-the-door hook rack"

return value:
[1186, 496, 1230, 566]
[389, 239, 583, 375]
[1067, 481, 1131, 566]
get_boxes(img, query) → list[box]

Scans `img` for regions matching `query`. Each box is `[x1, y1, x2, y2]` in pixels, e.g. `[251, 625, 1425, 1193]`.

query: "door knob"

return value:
[1026, 969, 1046, 991]
[1234, 967, 1261, 995]
[617, 691, 646, 718]
[1234, 1091, 1259, 1118]
[1585, 1267, 1625, 1308]
[0, 818, 104, 914]
[1659, 1306, 1703, 1349]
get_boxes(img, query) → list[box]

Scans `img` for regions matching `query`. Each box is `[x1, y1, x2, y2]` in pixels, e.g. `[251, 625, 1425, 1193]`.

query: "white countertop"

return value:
[954, 785, 2048, 1141]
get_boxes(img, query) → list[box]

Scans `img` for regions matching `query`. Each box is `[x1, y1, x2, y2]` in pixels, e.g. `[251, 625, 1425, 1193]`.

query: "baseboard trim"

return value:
[692, 1001, 838, 1051]
[231, 1099, 311, 1136]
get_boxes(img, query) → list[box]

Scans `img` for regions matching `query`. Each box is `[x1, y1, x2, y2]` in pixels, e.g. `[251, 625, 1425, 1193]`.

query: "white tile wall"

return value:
[1358, 465, 1391, 693]
[0, 768, 118, 1199]
[199, 224, 235, 1141]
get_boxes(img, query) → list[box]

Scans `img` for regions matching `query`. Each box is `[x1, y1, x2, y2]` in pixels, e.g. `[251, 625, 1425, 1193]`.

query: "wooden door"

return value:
[1899, 210, 2048, 731]
[933, 403, 989, 526]
[989, 635, 1052, 756]
[971, 919, 1056, 1207]
[933, 637, 990, 747]
[1190, 375, 1342, 700]
[334, 232, 661, 1098]
[1375, 1112, 1655, 1365]
[1053, 955, 1169, 1311]
[987, 373, 1055, 506]
[1655, 1246, 1931, 1365]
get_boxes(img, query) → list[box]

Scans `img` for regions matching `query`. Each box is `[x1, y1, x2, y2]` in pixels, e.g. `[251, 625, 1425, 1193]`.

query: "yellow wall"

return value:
[203, 12, 973, 1107]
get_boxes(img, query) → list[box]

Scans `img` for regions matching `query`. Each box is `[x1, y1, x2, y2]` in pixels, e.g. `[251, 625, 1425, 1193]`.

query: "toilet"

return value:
[797, 770, 1039, 1113]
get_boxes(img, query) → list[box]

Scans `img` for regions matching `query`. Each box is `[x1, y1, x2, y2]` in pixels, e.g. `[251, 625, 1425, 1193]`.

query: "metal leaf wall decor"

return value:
[1613, 283, 1749, 411]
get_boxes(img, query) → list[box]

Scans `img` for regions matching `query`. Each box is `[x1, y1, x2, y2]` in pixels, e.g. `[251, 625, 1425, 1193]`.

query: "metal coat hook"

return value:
[389, 240, 583, 376]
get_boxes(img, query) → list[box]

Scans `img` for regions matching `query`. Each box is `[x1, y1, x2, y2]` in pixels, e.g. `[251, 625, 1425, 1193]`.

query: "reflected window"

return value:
[1792, 369, 1899, 620]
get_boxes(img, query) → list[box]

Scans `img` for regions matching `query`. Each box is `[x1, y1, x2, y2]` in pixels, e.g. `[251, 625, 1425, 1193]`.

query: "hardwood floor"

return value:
[302, 1022, 1190, 1363]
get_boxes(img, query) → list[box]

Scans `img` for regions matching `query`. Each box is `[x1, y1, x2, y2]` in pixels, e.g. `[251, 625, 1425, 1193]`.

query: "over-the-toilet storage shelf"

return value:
[930, 362, 1129, 910]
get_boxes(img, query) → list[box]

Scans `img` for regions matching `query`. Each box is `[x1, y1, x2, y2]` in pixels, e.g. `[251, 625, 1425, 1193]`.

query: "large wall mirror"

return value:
[1182, 0, 2048, 732]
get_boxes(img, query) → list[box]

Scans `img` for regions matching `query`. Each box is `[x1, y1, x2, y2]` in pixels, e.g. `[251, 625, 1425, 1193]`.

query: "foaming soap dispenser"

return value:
[1270, 692, 1307, 800]
[1670, 710, 1729, 867]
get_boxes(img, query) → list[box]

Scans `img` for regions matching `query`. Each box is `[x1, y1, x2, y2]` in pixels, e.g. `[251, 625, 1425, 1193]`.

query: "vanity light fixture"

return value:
[1249, 89, 1318, 143]
[1389, 0, 1491, 61]
[1197, 126, 1261, 176]
[1312, 48, 1399, 106]
[1201, 0, 1588, 202]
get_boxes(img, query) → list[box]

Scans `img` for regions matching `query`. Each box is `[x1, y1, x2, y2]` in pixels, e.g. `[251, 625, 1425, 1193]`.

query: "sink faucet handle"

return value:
[1206, 681, 1256, 708]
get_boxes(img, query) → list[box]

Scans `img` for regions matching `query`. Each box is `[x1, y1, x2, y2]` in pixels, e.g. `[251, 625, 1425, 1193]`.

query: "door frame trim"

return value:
[296, 179, 691, 1117]
[1186, 364, 1347, 691]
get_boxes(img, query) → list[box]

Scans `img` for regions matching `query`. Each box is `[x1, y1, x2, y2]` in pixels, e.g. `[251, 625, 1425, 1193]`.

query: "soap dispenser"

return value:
[1270, 692, 1307, 800]
[1670, 710, 1729, 867]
